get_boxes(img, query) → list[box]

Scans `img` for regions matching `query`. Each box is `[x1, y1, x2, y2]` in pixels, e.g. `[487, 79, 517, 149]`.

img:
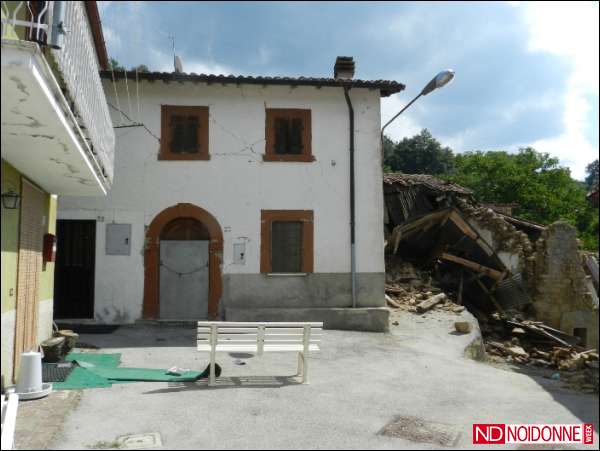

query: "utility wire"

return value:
[107, 102, 160, 142]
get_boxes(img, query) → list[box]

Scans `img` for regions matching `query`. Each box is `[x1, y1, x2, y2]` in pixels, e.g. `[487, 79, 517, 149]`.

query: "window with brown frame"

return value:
[264, 109, 313, 162]
[261, 210, 314, 273]
[160, 105, 209, 160]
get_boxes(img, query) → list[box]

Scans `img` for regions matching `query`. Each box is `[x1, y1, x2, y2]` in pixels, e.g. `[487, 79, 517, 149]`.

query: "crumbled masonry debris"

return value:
[386, 259, 599, 393]
[383, 173, 599, 393]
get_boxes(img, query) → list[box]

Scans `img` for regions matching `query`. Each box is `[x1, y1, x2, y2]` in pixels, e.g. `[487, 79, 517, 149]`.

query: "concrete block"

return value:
[225, 307, 390, 332]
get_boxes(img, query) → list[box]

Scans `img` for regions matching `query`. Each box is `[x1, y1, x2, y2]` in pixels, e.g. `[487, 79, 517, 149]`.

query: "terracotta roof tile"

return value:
[100, 71, 405, 97]
[383, 173, 472, 195]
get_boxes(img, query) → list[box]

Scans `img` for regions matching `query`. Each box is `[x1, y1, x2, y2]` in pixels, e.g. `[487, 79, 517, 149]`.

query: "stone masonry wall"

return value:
[532, 222, 595, 328]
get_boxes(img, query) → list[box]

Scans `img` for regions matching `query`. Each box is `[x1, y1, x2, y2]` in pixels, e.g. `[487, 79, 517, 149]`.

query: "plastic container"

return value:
[16, 352, 52, 400]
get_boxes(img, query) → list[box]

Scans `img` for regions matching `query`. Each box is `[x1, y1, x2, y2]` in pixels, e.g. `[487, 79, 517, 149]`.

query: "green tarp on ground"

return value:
[66, 352, 121, 368]
[54, 351, 204, 390]
[53, 367, 113, 390]
[84, 367, 203, 382]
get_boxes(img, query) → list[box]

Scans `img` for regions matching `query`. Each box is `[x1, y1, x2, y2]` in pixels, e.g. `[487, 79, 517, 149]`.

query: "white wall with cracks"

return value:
[58, 81, 385, 322]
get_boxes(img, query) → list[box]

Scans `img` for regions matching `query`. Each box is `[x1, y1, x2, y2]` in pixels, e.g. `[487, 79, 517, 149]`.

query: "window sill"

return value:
[266, 273, 309, 277]
[262, 154, 315, 163]
[158, 154, 211, 161]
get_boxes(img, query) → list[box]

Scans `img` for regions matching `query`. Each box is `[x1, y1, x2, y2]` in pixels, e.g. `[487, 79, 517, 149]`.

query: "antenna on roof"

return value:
[174, 55, 183, 74]
[161, 31, 183, 73]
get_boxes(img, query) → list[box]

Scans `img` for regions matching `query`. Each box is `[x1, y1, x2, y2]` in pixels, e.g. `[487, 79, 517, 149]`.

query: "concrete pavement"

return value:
[45, 310, 598, 449]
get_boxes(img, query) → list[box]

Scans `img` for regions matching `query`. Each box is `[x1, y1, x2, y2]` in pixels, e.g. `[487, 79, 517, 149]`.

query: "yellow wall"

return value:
[1, 159, 56, 309]
[1, 160, 21, 314]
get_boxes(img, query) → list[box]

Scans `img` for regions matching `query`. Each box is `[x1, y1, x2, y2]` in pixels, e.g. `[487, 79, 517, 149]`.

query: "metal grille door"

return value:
[159, 240, 209, 319]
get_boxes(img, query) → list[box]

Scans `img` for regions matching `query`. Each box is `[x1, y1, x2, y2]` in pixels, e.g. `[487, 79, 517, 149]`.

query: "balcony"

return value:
[1, 1, 114, 196]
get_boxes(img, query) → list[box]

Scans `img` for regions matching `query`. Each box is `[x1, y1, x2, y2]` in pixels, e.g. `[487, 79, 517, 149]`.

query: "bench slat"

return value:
[198, 338, 321, 345]
[198, 328, 322, 334]
[199, 328, 323, 335]
[198, 321, 323, 327]
[264, 328, 322, 334]
[197, 344, 320, 352]
[197, 332, 321, 340]
[198, 328, 259, 334]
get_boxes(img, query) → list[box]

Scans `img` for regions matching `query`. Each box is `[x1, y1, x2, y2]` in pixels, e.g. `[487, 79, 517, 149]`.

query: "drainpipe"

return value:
[343, 86, 357, 308]
[49, 1, 66, 49]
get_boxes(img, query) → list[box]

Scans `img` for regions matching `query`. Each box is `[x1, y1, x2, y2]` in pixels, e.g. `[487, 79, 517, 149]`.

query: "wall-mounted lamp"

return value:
[1, 190, 21, 210]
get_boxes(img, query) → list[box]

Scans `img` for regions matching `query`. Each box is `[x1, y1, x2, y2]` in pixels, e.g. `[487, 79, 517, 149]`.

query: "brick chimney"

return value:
[334, 56, 355, 80]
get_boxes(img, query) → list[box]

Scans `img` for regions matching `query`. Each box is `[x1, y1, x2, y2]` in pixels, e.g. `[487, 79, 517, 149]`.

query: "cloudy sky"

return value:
[98, 1, 598, 179]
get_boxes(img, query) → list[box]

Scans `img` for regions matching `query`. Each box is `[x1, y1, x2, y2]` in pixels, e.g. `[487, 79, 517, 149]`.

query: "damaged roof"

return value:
[383, 173, 473, 195]
[100, 71, 405, 97]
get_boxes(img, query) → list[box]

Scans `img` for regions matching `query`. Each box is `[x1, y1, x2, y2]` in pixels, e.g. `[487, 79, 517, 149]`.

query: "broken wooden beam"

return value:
[448, 210, 495, 256]
[416, 293, 446, 313]
[385, 294, 402, 309]
[506, 320, 580, 348]
[440, 252, 504, 281]
[385, 285, 405, 295]
[475, 278, 505, 314]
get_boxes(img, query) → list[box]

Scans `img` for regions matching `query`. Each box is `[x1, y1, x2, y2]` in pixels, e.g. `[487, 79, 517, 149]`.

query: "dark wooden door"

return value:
[54, 220, 96, 319]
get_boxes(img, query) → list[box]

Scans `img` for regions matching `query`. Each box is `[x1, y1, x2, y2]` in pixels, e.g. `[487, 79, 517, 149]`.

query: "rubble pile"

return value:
[386, 257, 599, 392]
[385, 258, 465, 315]
[480, 313, 598, 392]
[383, 173, 599, 393]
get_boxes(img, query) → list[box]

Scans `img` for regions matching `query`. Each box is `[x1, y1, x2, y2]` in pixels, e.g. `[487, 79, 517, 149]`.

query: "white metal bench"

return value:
[1, 393, 19, 450]
[197, 321, 322, 386]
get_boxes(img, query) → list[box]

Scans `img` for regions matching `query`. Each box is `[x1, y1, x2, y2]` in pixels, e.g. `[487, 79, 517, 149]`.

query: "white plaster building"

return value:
[57, 57, 405, 331]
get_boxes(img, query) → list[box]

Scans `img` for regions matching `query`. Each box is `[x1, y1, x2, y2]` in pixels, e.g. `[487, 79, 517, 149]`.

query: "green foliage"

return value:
[585, 159, 599, 191]
[384, 128, 598, 249]
[383, 129, 455, 175]
[109, 60, 150, 73]
[449, 148, 598, 250]
[109, 58, 125, 71]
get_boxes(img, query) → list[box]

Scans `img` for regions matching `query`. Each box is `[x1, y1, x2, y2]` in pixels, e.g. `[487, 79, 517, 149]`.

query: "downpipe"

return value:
[343, 86, 357, 308]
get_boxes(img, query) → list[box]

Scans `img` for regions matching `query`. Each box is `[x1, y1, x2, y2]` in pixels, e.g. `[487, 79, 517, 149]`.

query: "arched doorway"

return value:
[144, 203, 223, 319]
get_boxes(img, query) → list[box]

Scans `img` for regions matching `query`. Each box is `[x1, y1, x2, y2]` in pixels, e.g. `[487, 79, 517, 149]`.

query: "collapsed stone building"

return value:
[383, 173, 599, 350]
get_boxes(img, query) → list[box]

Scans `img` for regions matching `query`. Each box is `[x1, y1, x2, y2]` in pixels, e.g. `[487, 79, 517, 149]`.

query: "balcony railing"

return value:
[1, 1, 115, 184]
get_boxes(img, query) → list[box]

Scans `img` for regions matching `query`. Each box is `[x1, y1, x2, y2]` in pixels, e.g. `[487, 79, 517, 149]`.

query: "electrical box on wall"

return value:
[233, 242, 246, 264]
[106, 223, 131, 255]
[43, 233, 56, 263]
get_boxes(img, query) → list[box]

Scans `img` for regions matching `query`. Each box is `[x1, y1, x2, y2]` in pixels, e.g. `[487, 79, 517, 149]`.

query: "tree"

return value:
[449, 147, 598, 250]
[383, 129, 455, 175]
[585, 159, 599, 190]
[110, 58, 125, 71]
[132, 64, 149, 73]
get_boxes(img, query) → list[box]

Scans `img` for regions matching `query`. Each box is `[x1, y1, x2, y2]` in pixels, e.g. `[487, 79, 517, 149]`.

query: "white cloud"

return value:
[257, 46, 272, 66]
[147, 46, 236, 75]
[517, 1, 599, 179]
[102, 26, 121, 57]
[380, 95, 424, 141]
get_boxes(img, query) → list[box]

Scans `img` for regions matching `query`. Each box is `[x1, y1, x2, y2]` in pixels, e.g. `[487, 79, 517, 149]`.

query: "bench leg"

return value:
[209, 348, 216, 387]
[297, 352, 304, 377]
[301, 352, 309, 384]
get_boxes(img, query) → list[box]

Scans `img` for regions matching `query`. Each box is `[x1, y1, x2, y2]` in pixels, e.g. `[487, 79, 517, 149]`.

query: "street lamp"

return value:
[1, 189, 20, 210]
[381, 69, 455, 136]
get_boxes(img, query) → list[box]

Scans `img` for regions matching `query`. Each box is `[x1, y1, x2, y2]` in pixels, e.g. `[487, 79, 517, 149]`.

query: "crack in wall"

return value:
[49, 157, 81, 175]
[9, 76, 29, 103]
[4, 107, 43, 128]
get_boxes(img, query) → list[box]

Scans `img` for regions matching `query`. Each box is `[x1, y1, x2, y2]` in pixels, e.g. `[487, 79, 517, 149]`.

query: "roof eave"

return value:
[99, 71, 405, 97]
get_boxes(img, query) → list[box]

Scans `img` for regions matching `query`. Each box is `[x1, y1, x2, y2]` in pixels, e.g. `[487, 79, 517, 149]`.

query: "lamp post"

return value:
[381, 69, 455, 138]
